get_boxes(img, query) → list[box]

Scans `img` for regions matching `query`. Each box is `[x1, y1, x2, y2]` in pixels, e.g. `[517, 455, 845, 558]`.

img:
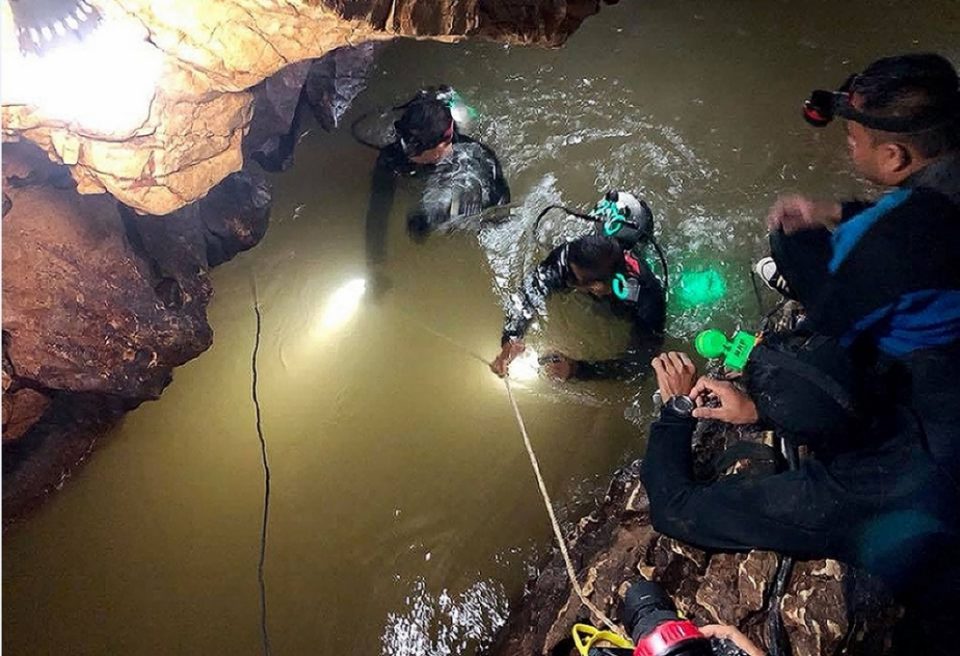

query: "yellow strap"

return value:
[572, 624, 635, 655]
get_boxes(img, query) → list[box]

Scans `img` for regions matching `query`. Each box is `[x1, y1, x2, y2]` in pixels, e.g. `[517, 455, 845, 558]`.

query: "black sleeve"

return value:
[482, 142, 511, 205]
[364, 150, 399, 267]
[502, 245, 569, 344]
[811, 190, 960, 338]
[641, 411, 840, 557]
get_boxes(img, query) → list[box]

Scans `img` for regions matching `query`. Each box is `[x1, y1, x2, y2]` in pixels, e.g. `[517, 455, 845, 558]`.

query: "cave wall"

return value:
[1, 0, 612, 215]
[1, 140, 269, 522]
[1, 0, 614, 522]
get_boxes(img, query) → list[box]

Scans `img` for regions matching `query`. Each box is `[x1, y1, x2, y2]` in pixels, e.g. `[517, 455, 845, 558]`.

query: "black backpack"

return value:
[744, 330, 861, 450]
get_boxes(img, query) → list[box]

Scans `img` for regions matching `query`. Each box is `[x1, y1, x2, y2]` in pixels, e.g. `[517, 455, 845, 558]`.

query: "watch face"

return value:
[668, 395, 695, 415]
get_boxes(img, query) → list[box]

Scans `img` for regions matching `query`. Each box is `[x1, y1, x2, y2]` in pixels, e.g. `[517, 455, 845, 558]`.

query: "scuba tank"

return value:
[592, 190, 655, 252]
[434, 85, 478, 131]
[534, 190, 669, 298]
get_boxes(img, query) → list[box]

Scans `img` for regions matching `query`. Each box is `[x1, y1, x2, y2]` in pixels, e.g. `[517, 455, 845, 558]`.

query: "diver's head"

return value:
[395, 97, 455, 164]
[567, 234, 625, 297]
[807, 53, 960, 186]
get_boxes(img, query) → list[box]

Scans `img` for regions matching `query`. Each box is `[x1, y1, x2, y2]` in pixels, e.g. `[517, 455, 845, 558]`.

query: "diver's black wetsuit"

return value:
[502, 243, 665, 381]
[364, 134, 511, 267]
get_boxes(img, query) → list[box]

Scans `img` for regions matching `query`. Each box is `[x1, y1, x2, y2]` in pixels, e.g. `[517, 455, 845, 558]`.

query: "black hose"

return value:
[532, 204, 601, 237]
[651, 237, 670, 293]
[251, 295, 272, 656]
[765, 438, 800, 656]
[766, 553, 795, 656]
[350, 87, 447, 151]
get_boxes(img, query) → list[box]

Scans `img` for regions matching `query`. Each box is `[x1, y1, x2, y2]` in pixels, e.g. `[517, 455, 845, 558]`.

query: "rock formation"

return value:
[1, 140, 271, 522]
[1, 0, 613, 215]
[1, 0, 615, 522]
[490, 422, 901, 656]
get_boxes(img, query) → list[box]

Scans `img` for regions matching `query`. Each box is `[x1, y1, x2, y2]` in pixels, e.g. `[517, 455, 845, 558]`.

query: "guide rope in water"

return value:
[504, 377, 626, 638]
[394, 310, 625, 637]
[250, 286, 272, 656]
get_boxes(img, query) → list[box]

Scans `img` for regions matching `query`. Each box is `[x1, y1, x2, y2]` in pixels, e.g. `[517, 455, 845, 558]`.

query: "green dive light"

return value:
[695, 329, 757, 371]
[441, 88, 479, 126]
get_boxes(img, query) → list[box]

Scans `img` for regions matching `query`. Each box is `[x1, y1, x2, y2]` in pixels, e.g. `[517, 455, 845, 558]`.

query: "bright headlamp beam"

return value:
[2, 11, 163, 135]
[8, 0, 101, 56]
[318, 278, 368, 333]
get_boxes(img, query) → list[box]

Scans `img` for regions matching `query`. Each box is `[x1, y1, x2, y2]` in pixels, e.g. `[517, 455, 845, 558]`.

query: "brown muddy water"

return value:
[4, 1, 959, 654]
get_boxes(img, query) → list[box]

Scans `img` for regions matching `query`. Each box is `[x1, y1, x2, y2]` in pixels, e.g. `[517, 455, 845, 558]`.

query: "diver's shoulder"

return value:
[454, 135, 501, 157]
[882, 185, 960, 235]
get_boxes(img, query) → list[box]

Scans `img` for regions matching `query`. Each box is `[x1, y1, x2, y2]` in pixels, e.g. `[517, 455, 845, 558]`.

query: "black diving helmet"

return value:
[393, 85, 478, 156]
[590, 191, 662, 302]
[532, 190, 669, 298]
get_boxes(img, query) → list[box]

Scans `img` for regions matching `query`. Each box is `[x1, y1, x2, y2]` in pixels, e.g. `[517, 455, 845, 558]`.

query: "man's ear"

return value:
[882, 141, 913, 173]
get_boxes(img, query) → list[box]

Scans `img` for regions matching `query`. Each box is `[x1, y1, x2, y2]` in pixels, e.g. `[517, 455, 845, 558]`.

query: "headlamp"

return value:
[9, 0, 101, 56]
[802, 72, 959, 133]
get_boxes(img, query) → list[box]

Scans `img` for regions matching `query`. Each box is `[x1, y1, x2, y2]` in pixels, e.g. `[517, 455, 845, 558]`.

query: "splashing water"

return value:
[381, 578, 509, 656]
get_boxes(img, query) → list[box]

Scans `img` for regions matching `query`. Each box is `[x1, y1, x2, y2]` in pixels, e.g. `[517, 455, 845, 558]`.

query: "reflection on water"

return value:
[506, 348, 542, 382]
[4, 1, 959, 655]
[382, 578, 508, 656]
[316, 277, 368, 334]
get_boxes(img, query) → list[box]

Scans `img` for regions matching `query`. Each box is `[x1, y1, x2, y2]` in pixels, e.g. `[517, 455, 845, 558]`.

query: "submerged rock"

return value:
[490, 422, 900, 656]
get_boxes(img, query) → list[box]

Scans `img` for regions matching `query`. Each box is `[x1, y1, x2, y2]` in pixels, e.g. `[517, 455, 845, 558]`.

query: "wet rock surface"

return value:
[245, 43, 383, 172]
[1, 0, 613, 214]
[490, 421, 900, 656]
[1, 141, 271, 524]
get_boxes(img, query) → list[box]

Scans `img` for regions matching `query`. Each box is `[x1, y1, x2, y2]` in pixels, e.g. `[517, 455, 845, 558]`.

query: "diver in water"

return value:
[490, 191, 666, 381]
[362, 86, 511, 276]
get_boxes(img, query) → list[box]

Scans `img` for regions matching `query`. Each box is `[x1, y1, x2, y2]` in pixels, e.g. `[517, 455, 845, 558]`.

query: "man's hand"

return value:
[651, 352, 697, 398]
[766, 194, 842, 234]
[490, 339, 525, 377]
[700, 625, 766, 656]
[690, 376, 759, 424]
[539, 352, 578, 381]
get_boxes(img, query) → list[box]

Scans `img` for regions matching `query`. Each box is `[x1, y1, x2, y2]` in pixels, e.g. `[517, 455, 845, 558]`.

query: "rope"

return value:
[395, 310, 490, 367]
[363, 306, 625, 637]
[251, 296, 273, 656]
[503, 377, 626, 638]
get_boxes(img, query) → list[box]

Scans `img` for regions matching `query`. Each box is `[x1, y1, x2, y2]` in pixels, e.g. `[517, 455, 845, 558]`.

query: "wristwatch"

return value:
[664, 394, 696, 417]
